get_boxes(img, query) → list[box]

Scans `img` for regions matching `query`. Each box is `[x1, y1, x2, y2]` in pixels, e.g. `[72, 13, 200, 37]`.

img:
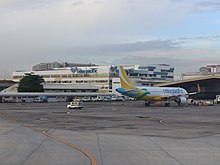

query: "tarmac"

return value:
[0, 101, 220, 165]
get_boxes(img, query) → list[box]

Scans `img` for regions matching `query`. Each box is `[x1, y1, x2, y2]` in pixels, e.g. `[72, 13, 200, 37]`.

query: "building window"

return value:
[148, 68, 154, 71]
[51, 75, 61, 78]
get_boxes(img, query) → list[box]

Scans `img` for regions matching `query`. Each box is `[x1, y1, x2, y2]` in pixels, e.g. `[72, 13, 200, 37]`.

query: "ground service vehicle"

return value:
[215, 95, 220, 104]
[67, 99, 83, 109]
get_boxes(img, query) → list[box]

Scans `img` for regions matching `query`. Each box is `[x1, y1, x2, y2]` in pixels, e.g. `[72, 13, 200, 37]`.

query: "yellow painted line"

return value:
[42, 129, 97, 165]
[0, 113, 97, 165]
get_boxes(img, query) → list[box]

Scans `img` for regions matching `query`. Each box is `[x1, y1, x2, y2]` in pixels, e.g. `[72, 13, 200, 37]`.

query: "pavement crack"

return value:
[20, 132, 48, 165]
[96, 133, 104, 165]
[146, 137, 184, 165]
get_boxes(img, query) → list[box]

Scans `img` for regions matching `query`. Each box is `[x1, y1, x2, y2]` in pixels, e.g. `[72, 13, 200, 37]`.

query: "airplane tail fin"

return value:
[119, 66, 136, 90]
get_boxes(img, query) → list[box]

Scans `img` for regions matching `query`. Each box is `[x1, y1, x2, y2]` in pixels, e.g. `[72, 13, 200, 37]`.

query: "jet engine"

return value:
[175, 96, 187, 105]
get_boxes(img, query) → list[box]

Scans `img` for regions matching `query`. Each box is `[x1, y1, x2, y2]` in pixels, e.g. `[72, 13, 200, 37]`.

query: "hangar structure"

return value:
[0, 80, 16, 91]
[155, 75, 220, 100]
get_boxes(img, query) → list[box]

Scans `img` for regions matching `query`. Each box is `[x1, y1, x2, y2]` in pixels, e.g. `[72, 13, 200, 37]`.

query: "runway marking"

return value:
[42, 129, 97, 165]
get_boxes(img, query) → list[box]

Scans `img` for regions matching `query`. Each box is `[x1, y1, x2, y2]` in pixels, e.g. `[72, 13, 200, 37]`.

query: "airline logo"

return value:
[70, 67, 98, 74]
[163, 88, 184, 95]
[137, 89, 151, 99]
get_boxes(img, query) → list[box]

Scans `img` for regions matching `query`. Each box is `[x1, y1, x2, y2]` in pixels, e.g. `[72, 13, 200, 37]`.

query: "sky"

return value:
[0, 0, 220, 79]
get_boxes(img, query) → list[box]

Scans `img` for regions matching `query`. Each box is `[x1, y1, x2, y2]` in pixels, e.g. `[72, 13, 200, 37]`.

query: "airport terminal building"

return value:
[2, 62, 220, 102]
[12, 65, 120, 94]
[11, 63, 174, 94]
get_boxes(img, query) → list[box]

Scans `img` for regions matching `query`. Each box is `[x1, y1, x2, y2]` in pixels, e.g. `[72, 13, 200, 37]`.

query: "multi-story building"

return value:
[181, 65, 220, 80]
[124, 64, 174, 86]
[13, 65, 119, 93]
[206, 65, 220, 73]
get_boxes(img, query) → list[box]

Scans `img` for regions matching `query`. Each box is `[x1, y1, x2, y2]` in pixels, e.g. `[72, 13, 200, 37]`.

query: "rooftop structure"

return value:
[32, 62, 96, 71]
[32, 62, 61, 71]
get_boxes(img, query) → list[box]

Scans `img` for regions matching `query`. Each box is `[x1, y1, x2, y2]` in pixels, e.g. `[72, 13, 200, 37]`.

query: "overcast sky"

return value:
[1, 0, 220, 79]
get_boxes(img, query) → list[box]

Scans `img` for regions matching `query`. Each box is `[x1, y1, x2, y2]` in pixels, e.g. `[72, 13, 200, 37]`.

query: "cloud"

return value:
[194, 0, 220, 12]
[68, 39, 180, 57]
[72, 1, 85, 7]
[0, 0, 192, 45]
[0, 0, 219, 79]
[176, 35, 220, 49]
[0, 0, 61, 11]
[1, 34, 220, 78]
[172, 0, 220, 12]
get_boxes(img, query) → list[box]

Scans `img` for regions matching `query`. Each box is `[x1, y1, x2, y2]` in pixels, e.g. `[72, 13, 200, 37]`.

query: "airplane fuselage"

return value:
[116, 86, 188, 101]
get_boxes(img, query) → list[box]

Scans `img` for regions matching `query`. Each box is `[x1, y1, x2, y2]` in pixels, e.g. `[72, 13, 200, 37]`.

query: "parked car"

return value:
[33, 95, 48, 103]
[103, 96, 112, 102]
[111, 96, 124, 101]
[81, 97, 92, 102]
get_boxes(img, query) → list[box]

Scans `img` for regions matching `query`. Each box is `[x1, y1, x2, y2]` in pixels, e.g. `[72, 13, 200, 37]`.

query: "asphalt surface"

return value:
[0, 101, 220, 165]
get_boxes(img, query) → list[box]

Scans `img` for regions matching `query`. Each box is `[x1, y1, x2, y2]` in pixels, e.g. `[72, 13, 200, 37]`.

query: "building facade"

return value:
[206, 65, 220, 73]
[13, 65, 119, 93]
[124, 64, 174, 86]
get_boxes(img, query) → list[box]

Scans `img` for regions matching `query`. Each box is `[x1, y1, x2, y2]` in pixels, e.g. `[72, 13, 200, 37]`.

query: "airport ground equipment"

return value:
[67, 99, 83, 109]
[215, 95, 220, 104]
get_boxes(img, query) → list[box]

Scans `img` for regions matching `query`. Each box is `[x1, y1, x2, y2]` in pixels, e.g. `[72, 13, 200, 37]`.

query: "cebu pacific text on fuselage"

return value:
[163, 88, 184, 95]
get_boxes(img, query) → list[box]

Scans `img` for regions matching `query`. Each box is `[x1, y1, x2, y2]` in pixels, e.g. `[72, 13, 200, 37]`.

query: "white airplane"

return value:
[116, 66, 199, 106]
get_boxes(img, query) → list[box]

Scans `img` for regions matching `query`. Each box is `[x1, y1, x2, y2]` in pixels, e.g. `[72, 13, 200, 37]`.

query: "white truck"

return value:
[67, 99, 83, 110]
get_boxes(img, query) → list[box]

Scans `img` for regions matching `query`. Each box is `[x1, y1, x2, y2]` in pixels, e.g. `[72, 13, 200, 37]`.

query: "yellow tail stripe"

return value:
[119, 66, 131, 84]
[119, 66, 136, 90]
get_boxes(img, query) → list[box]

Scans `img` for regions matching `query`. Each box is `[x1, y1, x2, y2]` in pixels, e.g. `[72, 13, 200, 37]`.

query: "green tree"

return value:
[17, 73, 45, 92]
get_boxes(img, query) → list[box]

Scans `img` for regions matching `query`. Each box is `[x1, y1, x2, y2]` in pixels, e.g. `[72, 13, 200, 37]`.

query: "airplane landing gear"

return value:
[165, 102, 170, 107]
[145, 101, 151, 106]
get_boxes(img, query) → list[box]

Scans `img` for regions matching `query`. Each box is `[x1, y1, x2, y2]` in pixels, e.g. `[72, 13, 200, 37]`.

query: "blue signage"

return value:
[163, 88, 184, 95]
